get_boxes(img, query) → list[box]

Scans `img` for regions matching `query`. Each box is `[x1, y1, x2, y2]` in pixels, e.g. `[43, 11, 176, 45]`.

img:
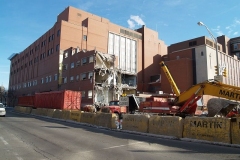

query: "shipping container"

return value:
[18, 96, 35, 107]
[34, 90, 81, 110]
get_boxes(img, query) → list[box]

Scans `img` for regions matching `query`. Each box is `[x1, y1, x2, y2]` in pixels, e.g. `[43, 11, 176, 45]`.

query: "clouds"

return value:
[212, 18, 240, 37]
[225, 18, 240, 36]
[78, 1, 94, 11]
[127, 15, 145, 29]
[212, 26, 224, 36]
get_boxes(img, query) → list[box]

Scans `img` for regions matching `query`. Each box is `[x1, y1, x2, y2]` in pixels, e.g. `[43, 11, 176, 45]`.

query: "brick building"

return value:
[161, 35, 240, 106]
[8, 6, 167, 107]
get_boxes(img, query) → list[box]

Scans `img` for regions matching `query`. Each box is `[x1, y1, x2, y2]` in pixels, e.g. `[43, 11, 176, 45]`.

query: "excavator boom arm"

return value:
[176, 80, 240, 105]
[160, 61, 180, 96]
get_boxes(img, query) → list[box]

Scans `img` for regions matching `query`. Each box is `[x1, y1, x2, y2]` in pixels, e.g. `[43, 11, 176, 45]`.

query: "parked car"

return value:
[0, 103, 6, 117]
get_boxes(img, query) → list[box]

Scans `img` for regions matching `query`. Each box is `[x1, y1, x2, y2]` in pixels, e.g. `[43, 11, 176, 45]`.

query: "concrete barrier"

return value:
[35, 108, 48, 116]
[148, 116, 183, 138]
[122, 114, 149, 133]
[231, 118, 240, 144]
[36, 108, 44, 115]
[19, 106, 27, 113]
[61, 110, 72, 120]
[42, 108, 48, 116]
[94, 113, 116, 129]
[46, 109, 55, 117]
[25, 107, 32, 114]
[14, 106, 21, 112]
[69, 110, 81, 122]
[52, 109, 63, 119]
[183, 117, 231, 143]
[31, 109, 37, 115]
[80, 112, 95, 125]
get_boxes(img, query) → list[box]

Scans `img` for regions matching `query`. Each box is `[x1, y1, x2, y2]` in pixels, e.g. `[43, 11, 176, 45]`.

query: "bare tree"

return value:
[7, 89, 17, 107]
[0, 85, 5, 103]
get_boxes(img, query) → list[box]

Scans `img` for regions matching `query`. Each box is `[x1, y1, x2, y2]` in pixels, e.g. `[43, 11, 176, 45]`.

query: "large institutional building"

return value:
[8, 6, 240, 108]
[8, 6, 167, 107]
[161, 35, 240, 106]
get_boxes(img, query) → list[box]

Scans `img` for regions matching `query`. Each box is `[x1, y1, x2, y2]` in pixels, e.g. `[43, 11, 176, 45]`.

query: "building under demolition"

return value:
[8, 6, 167, 107]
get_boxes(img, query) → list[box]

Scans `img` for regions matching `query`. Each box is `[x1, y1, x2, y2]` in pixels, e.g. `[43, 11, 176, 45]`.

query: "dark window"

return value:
[189, 41, 197, 46]
[57, 30, 60, 37]
[83, 35, 87, 41]
[56, 44, 59, 51]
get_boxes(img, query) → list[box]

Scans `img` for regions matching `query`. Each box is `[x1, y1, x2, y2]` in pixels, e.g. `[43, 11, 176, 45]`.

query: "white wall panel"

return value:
[126, 38, 131, 71]
[120, 36, 126, 70]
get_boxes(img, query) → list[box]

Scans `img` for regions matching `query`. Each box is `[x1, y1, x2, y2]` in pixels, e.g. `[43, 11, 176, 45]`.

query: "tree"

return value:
[0, 85, 5, 103]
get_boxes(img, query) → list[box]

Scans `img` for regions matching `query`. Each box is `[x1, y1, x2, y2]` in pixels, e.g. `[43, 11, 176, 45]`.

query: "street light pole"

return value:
[197, 21, 220, 76]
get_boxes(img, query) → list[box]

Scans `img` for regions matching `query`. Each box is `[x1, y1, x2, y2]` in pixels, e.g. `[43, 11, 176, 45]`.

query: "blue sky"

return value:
[1, 0, 240, 90]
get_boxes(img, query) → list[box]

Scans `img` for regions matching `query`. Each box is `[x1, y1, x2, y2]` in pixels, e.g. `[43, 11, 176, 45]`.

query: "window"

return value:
[63, 77, 67, 84]
[76, 75, 79, 81]
[51, 48, 54, 54]
[56, 44, 59, 51]
[88, 72, 93, 79]
[71, 49, 75, 56]
[81, 57, 87, 65]
[76, 60, 81, 66]
[49, 76, 52, 82]
[176, 56, 180, 60]
[189, 41, 197, 46]
[49, 36, 51, 42]
[63, 64, 68, 70]
[233, 44, 238, 50]
[54, 74, 58, 81]
[64, 52, 68, 58]
[81, 73, 87, 80]
[71, 62, 74, 68]
[52, 34, 54, 40]
[201, 51, 204, 56]
[46, 76, 48, 83]
[83, 35, 87, 41]
[34, 80, 37, 86]
[57, 29, 60, 37]
[89, 56, 94, 63]
[48, 49, 51, 56]
[88, 90, 92, 98]
[70, 76, 74, 82]
[41, 78, 44, 84]
[81, 91, 85, 98]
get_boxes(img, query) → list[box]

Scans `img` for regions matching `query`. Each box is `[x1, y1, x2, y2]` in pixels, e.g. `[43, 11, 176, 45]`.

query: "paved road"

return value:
[0, 108, 239, 160]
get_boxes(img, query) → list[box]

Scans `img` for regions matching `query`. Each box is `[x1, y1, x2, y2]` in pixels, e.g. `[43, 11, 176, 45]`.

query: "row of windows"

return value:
[41, 74, 58, 84]
[80, 90, 92, 99]
[62, 56, 94, 71]
[12, 30, 61, 66]
[62, 72, 93, 84]
[10, 74, 58, 90]
[11, 44, 60, 74]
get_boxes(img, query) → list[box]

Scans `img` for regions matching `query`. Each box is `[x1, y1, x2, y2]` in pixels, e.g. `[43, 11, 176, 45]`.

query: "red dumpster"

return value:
[34, 90, 81, 110]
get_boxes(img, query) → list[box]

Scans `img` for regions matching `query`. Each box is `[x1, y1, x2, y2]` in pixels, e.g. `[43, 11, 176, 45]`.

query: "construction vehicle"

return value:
[101, 95, 143, 116]
[139, 61, 240, 117]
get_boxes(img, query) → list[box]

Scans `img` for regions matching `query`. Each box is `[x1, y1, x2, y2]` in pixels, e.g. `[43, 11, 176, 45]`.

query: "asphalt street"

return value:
[0, 108, 239, 160]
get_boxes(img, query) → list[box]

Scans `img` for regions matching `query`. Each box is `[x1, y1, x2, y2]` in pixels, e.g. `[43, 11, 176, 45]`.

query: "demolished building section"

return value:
[94, 51, 137, 109]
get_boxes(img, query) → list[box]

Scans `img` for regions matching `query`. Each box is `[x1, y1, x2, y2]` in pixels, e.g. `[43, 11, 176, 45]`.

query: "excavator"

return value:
[139, 61, 240, 117]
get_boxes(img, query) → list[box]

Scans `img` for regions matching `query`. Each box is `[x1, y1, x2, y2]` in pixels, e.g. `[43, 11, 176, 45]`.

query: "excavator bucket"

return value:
[207, 98, 239, 117]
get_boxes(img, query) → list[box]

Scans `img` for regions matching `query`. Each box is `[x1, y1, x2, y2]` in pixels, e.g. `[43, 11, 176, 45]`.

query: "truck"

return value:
[101, 95, 143, 116]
